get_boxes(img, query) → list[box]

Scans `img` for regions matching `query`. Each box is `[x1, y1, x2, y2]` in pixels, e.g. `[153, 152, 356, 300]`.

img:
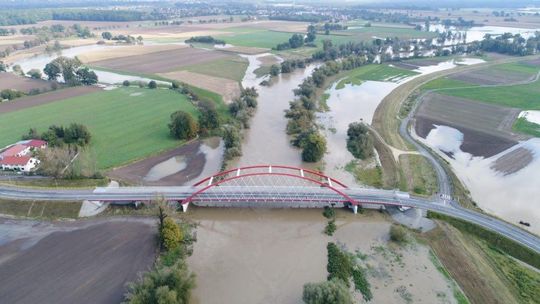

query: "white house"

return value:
[0, 156, 40, 172]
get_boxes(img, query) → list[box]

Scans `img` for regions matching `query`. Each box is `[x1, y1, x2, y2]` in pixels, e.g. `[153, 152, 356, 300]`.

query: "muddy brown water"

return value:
[187, 208, 457, 304]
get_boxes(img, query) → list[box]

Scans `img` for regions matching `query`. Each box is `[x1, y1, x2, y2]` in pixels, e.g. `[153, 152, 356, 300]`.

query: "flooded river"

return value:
[187, 208, 457, 304]
[231, 54, 318, 168]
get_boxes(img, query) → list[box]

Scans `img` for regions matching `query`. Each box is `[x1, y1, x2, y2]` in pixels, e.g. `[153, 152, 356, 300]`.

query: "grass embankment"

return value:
[424, 220, 540, 304]
[0, 87, 198, 169]
[179, 56, 249, 82]
[345, 160, 383, 188]
[0, 199, 81, 219]
[398, 154, 438, 196]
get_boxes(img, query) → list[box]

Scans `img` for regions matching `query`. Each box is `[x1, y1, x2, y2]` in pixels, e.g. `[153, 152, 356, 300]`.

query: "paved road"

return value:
[0, 184, 538, 253]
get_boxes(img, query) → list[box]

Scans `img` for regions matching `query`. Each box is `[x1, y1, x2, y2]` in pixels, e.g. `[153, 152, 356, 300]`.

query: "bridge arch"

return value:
[183, 165, 358, 207]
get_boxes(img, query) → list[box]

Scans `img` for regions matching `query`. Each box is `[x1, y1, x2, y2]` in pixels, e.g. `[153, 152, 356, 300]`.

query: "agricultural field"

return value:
[90, 47, 231, 74]
[432, 60, 540, 110]
[0, 86, 100, 114]
[448, 61, 539, 85]
[0, 219, 156, 304]
[178, 56, 248, 82]
[77, 44, 187, 63]
[159, 70, 241, 102]
[415, 93, 521, 157]
[335, 64, 418, 89]
[0, 87, 200, 169]
[0, 72, 56, 93]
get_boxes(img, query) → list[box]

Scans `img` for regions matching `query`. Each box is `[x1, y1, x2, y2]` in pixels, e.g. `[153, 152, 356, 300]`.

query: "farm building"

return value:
[0, 156, 40, 172]
[0, 140, 48, 172]
[0, 144, 30, 158]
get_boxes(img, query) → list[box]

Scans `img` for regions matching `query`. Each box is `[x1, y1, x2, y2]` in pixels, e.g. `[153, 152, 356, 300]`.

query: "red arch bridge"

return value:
[1, 165, 539, 252]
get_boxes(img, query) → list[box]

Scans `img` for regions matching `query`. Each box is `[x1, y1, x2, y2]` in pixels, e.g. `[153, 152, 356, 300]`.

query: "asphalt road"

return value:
[0, 184, 538, 253]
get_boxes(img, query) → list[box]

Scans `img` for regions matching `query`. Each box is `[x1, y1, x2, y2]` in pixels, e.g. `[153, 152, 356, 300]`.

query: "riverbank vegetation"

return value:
[124, 202, 196, 303]
[303, 242, 373, 303]
[427, 211, 540, 269]
[424, 220, 540, 304]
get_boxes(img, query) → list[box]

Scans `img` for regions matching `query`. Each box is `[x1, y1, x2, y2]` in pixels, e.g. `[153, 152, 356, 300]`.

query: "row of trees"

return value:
[101, 32, 143, 44]
[185, 36, 225, 45]
[44, 56, 98, 86]
[23, 123, 92, 147]
[124, 202, 195, 303]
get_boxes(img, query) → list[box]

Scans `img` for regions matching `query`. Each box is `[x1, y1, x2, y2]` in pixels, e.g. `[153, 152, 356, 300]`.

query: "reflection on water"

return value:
[429, 24, 537, 43]
[419, 125, 540, 234]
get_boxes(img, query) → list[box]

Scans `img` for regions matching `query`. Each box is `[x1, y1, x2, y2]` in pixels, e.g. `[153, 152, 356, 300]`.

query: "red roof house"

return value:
[25, 139, 48, 149]
[0, 144, 30, 158]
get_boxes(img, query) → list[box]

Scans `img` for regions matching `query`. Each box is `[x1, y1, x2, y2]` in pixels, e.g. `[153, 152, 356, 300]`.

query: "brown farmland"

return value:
[0, 73, 55, 93]
[109, 140, 205, 186]
[415, 93, 523, 157]
[0, 219, 156, 304]
[160, 70, 241, 102]
[490, 147, 534, 175]
[92, 47, 232, 74]
[0, 86, 100, 114]
[449, 67, 535, 85]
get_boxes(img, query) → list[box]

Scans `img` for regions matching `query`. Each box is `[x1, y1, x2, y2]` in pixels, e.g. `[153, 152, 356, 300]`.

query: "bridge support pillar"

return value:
[352, 205, 358, 214]
[181, 202, 189, 213]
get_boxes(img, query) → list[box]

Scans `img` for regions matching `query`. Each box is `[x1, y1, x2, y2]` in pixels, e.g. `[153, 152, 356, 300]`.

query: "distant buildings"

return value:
[0, 139, 47, 173]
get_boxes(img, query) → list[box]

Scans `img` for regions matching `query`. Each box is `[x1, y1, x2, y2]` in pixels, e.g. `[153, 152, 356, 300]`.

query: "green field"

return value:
[438, 78, 540, 109]
[216, 28, 298, 49]
[336, 64, 418, 89]
[0, 87, 199, 169]
[179, 56, 248, 82]
[421, 77, 477, 91]
[214, 25, 436, 53]
[513, 117, 540, 137]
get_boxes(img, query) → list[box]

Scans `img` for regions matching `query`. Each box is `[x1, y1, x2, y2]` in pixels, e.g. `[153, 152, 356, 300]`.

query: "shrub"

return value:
[301, 131, 326, 162]
[303, 279, 353, 304]
[389, 224, 408, 244]
[148, 80, 157, 89]
[323, 206, 335, 219]
[160, 217, 183, 251]
[325, 219, 337, 236]
[122, 80, 130, 86]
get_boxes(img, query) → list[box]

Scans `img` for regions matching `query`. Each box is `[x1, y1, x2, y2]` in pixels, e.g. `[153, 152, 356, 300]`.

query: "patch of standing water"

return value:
[319, 58, 484, 186]
[429, 24, 537, 43]
[144, 156, 187, 182]
[11, 44, 170, 85]
[519, 110, 540, 125]
[418, 125, 540, 234]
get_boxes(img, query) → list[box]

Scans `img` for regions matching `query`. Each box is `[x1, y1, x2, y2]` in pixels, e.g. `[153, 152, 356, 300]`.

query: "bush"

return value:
[303, 279, 353, 304]
[168, 111, 199, 140]
[323, 206, 335, 219]
[122, 80, 130, 86]
[160, 217, 183, 251]
[327, 242, 352, 285]
[325, 219, 337, 236]
[148, 80, 157, 89]
[389, 224, 408, 244]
